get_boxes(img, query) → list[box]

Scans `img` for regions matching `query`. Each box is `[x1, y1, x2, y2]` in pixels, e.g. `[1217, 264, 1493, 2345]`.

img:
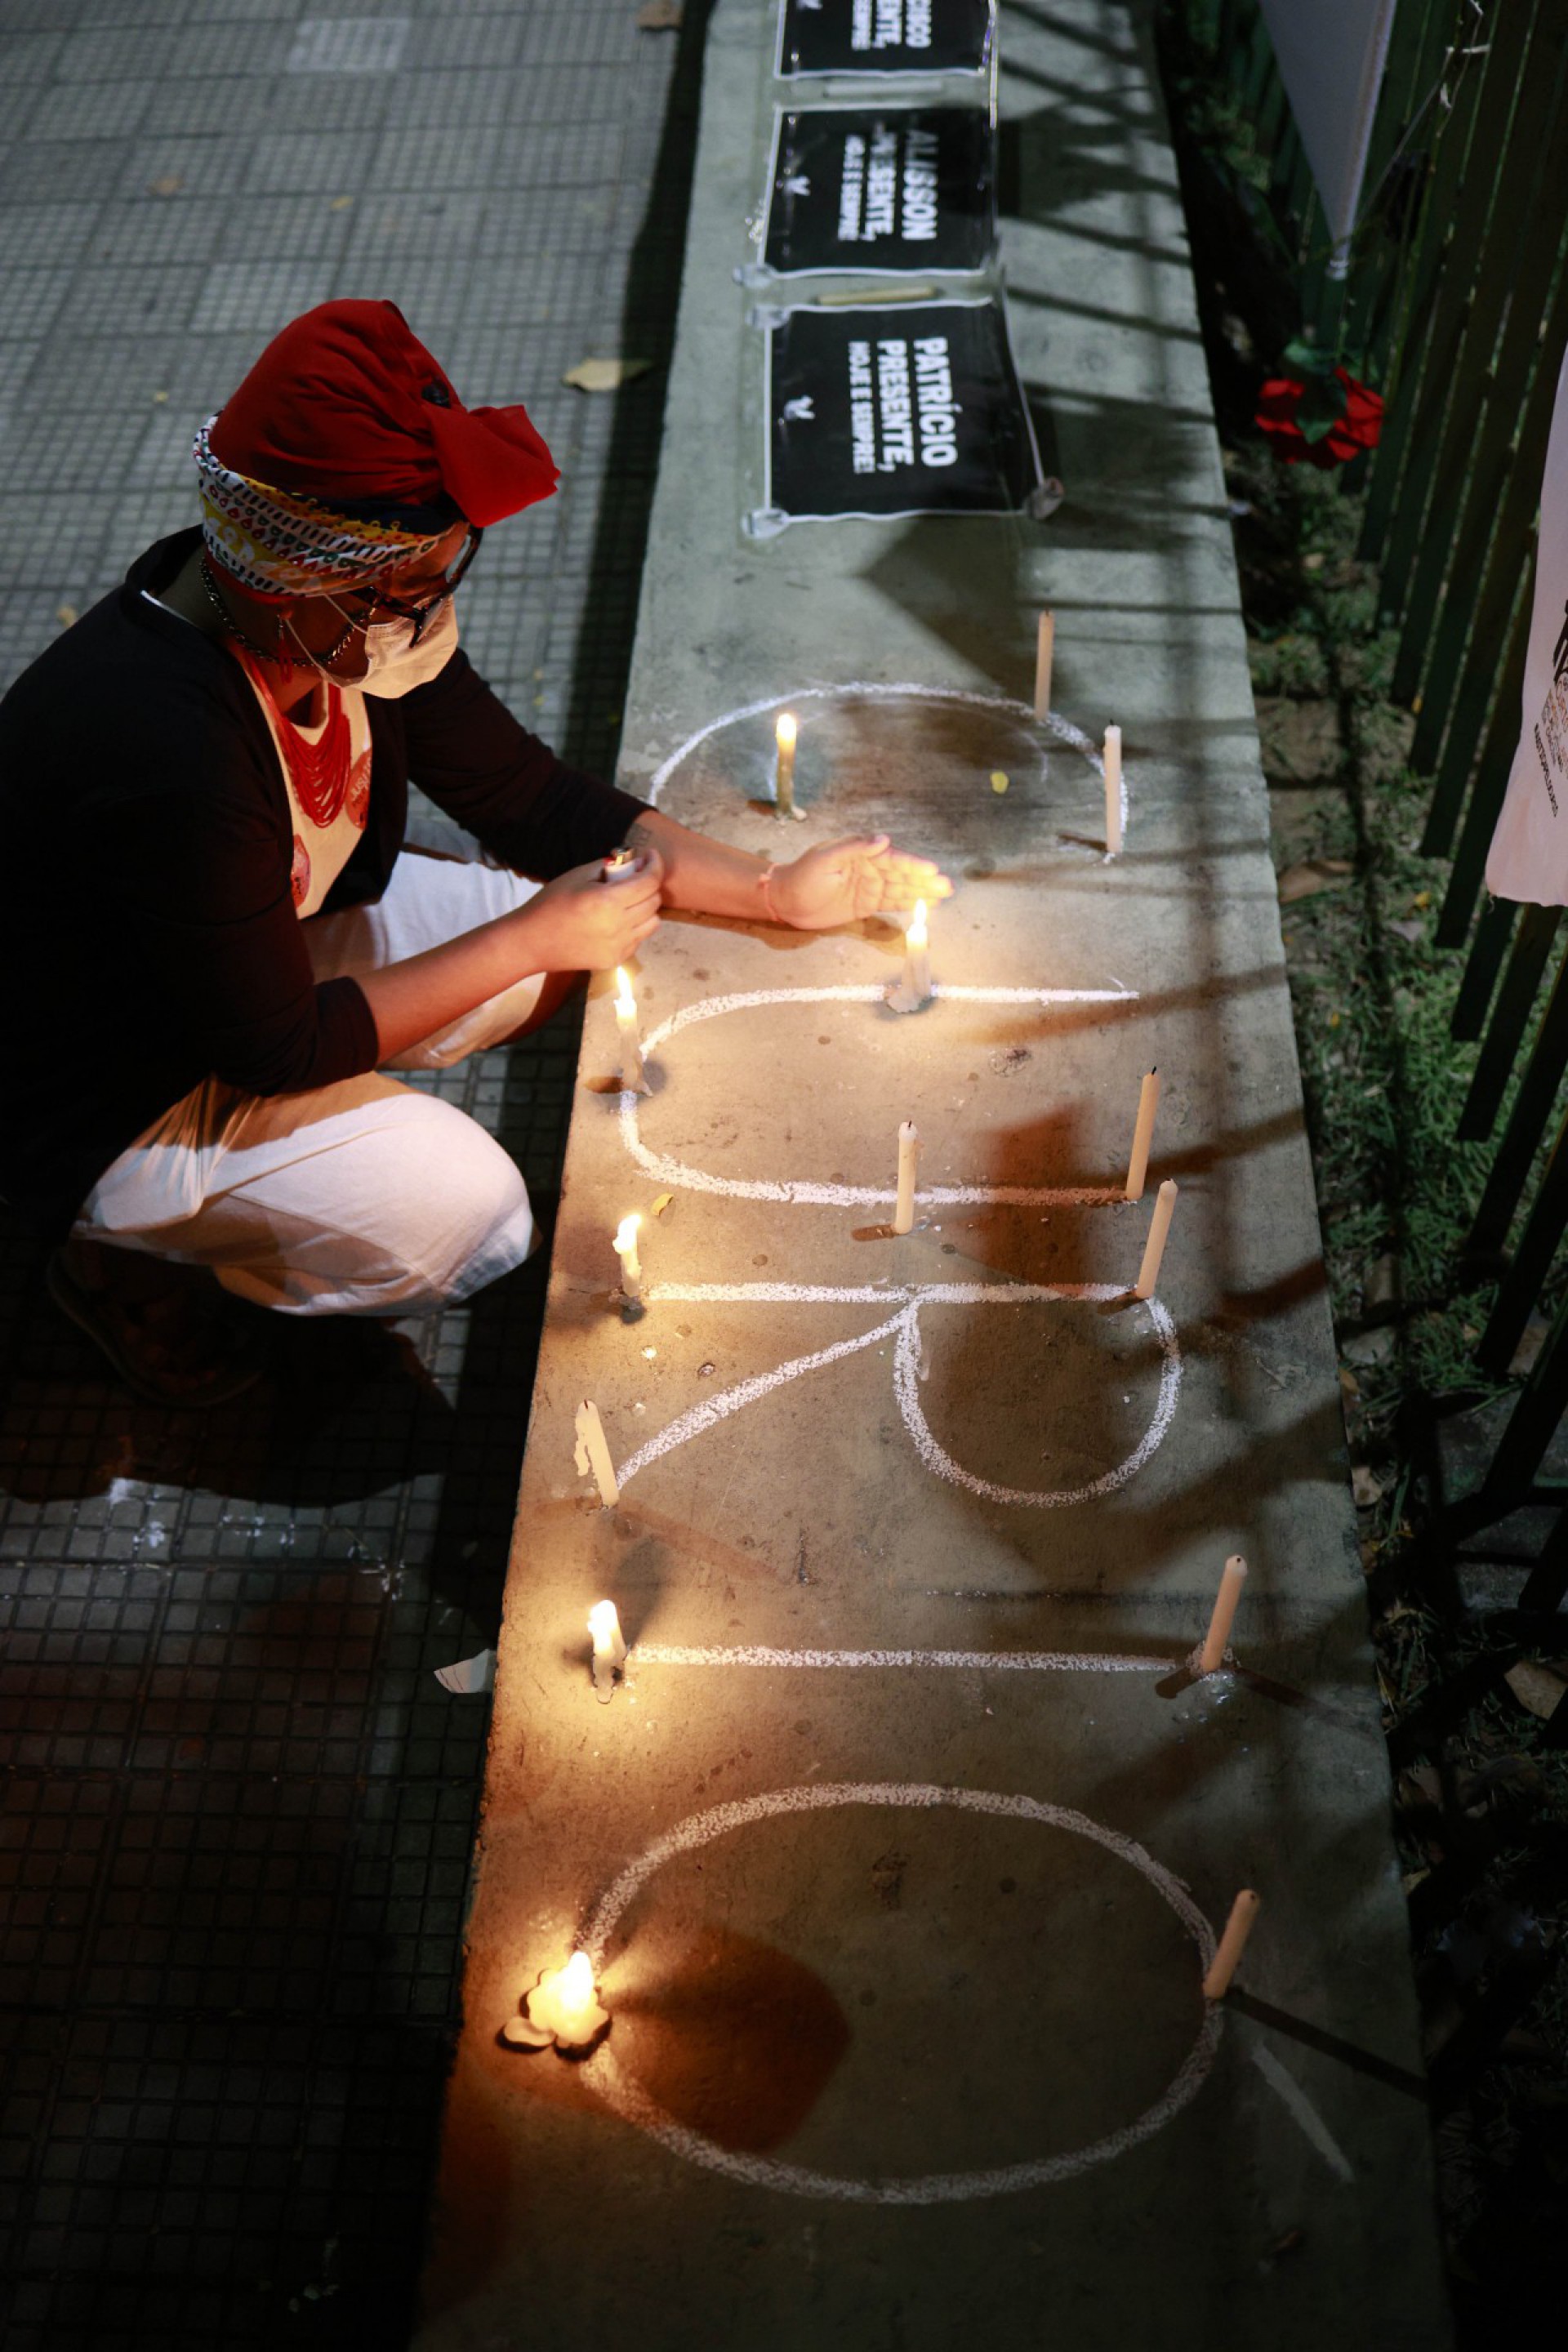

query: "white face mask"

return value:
[355, 594, 460, 697]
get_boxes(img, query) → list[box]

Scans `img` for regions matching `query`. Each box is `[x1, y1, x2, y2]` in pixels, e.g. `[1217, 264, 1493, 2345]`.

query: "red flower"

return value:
[1254, 366, 1383, 470]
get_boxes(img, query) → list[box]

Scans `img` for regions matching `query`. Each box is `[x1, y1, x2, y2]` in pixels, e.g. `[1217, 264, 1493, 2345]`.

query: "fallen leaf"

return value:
[1388, 916, 1424, 942]
[1412, 890, 1431, 910]
[636, 0, 683, 23]
[1352, 1464, 1383, 1508]
[564, 357, 653, 393]
[329, 194, 354, 211]
[147, 172, 183, 197]
[1504, 1660, 1568, 1722]
[651, 1192, 674, 1218]
[1339, 1367, 1361, 1397]
[1278, 856, 1354, 904]
[1302, 551, 1324, 572]
[56, 604, 78, 629]
[151, 389, 168, 403]
[989, 770, 1009, 794]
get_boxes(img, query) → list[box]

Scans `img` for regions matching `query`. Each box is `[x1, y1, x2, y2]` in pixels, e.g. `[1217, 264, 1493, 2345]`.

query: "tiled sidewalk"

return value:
[0, 2, 704, 2343]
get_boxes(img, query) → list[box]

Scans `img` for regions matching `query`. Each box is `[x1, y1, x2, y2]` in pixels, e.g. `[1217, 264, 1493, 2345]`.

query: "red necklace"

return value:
[235, 647, 353, 828]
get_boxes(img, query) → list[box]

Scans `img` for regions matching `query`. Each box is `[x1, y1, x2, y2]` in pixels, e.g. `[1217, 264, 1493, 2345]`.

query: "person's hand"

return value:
[517, 849, 664, 972]
[768, 835, 953, 931]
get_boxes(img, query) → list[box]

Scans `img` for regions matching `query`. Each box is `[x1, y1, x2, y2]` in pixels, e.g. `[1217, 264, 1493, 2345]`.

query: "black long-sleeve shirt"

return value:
[0, 529, 648, 1234]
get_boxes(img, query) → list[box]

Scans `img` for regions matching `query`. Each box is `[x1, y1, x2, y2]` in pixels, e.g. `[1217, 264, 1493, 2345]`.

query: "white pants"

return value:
[76, 851, 549, 1317]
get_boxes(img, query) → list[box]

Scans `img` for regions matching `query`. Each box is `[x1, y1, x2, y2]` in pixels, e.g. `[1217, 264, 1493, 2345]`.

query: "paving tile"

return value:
[0, 0, 694, 2337]
[22, 81, 159, 145]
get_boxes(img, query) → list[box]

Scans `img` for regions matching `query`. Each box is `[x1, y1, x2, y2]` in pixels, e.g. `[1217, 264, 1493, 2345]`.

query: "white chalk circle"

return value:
[642, 680, 1113, 814]
[580, 1782, 1221, 2204]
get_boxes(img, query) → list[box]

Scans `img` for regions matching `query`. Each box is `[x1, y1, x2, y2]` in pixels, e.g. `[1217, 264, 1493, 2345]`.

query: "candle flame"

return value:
[906, 898, 928, 950]
[614, 1214, 641, 1254]
[775, 710, 797, 750]
[561, 1950, 595, 2008]
[613, 964, 635, 1017]
[587, 1600, 621, 1643]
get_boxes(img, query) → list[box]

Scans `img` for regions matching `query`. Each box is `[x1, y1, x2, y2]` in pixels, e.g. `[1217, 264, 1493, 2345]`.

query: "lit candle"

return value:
[613, 1212, 643, 1303]
[893, 1119, 921, 1236]
[1199, 1554, 1248, 1675]
[613, 965, 650, 1096]
[519, 1950, 611, 2049]
[1103, 724, 1123, 856]
[589, 1598, 627, 1702]
[774, 710, 804, 821]
[886, 896, 932, 1012]
[1125, 1067, 1160, 1201]
[1201, 1890, 1262, 2000]
[1034, 609, 1054, 720]
[1133, 1177, 1178, 1299]
[573, 1399, 618, 1508]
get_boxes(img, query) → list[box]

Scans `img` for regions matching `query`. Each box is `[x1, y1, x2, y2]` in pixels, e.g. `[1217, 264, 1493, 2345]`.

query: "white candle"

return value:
[1103, 724, 1123, 856]
[573, 1399, 618, 1508]
[1134, 1177, 1178, 1299]
[774, 710, 804, 821]
[1199, 1554, 1248, 1674]
[1125, 1067, 1160, 1200]
[1201, 1890, 1262, 2000]
[589, 1598, 627, 1701]
[613, 1213, 642, 1303]
[613, 965, 649, 1095]
[893, 1119, 921, 1236]
[901, 898, 932, 1004]
[1034, 609, 1055, 720]
[524, 1950, 610, 2047]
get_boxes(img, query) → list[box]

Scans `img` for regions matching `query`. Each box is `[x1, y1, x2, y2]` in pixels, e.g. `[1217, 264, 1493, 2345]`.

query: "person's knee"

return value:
[394, 1126, 533, 1310]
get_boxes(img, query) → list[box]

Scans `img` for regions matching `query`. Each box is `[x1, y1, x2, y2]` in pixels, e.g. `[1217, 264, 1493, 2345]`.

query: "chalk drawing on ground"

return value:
[617, 985, 1141, 1208]
[579, 1781, 1220, 2204]
[642, 682, 1124, 841]
[612, 1282, 1182, 1507]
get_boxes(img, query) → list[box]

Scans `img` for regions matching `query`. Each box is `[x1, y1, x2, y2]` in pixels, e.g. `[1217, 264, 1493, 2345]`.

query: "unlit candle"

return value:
[1134, 1177, 1178, 1299]
[1103, 725, 1123, 856]
[1034, 610, 1055, 720]
[893, 1120, 922, 1235]
[1202, 1889, 1262, 2000]
[573, 1399, 619, 1508]
[613, 966, 650, 1095]
[1125, 1068, 1160, 1200]
[1200, 1554, 1248, 1674]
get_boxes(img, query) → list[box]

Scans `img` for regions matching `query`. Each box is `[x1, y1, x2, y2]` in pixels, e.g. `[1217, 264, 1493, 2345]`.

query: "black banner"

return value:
[776, 0, 994, 80]
[764, 300, 1040, 523]
[763, 107, 995, 276]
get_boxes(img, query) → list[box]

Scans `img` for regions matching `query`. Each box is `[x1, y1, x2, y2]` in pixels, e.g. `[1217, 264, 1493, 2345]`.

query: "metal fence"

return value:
[1194, 0, 1568, 1523]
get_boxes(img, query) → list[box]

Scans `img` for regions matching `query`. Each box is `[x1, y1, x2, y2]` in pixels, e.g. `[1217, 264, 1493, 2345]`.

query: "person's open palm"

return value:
[773, 835, 952, 931]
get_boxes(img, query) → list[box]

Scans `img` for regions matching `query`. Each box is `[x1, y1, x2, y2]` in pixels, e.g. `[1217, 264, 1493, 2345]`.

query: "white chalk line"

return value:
[643, 683, 1102, 812]
[615, 1312, 906, 1489]
[614, 1285, 1182, 1508]
[618, 984, 1138, 1210]
[1250, 2045, 1356, 2185]
[633, 1645, 1174, 1673]
[577, 1782, 1220, 2204]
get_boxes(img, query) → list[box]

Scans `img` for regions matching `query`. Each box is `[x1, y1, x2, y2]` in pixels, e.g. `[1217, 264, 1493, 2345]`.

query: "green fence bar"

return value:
[1482, 1279, 1568, 1493]
[1451, 894, 1517, 1042]
[1479, 1105, 1568, 1376]
[1458, 906, 1563, 1141]
[1465, 940, 1568, 1264]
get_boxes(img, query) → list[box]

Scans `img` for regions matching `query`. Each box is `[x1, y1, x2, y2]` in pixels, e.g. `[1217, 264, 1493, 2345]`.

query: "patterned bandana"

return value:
[193, 416, 443, 600]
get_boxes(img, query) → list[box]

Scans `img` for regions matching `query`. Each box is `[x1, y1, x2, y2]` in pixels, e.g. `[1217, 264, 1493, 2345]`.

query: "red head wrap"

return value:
[207, 299, 559, 528]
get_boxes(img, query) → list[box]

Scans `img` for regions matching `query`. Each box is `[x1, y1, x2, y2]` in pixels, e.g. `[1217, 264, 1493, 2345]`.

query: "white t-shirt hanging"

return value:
[1486, 340, 1568, 902]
